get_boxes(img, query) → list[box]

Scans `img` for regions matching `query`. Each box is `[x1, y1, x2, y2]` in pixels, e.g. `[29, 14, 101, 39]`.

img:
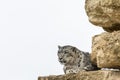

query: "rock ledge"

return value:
[38, 70, 120, 80]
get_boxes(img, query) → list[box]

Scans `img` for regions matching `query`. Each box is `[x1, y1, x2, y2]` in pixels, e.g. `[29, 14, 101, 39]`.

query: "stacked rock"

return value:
[85, 0, 120, 69]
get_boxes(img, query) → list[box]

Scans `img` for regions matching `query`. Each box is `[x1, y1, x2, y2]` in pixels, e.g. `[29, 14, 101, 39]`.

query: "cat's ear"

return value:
[58, 45, 62, 49]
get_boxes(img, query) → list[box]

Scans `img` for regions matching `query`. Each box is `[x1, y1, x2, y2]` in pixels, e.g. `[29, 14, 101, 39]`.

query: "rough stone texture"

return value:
[91, 31, 120, 68]
[85, 0, 120, 32]
[38, 71, 120, 80]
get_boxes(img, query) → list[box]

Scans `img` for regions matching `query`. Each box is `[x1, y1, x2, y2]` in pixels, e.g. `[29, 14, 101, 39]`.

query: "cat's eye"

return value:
[64, 51, 69, 54]
[58, 50, 62, 54]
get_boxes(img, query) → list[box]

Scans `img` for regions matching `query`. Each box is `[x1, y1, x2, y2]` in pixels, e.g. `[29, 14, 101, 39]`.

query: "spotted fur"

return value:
[57, 45, 98, 74]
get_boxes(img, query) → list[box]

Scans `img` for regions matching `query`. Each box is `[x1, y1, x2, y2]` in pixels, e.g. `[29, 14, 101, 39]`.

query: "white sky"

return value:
[0, 0, 104, 80]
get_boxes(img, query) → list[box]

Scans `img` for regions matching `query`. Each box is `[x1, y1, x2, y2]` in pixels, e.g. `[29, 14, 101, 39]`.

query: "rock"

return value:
[85, 0, 120, 32]
[91, 31, 120, 68]
[38, 71, 120, 80]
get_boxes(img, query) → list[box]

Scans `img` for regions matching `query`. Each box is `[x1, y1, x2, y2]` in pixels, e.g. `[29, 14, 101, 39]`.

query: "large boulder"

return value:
[38, 71, 120, 80]
[91, 31, 120, 68]
[85, 0, 120, 32]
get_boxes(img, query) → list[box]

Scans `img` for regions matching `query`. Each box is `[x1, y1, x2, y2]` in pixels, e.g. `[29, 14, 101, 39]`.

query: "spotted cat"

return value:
[57, 45, 98, 74]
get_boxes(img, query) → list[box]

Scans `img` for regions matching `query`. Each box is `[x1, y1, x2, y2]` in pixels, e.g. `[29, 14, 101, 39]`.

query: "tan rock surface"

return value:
[85, 0, 120, 32]
[91, 31, 120, 68]
[38, 71, 120, 80]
